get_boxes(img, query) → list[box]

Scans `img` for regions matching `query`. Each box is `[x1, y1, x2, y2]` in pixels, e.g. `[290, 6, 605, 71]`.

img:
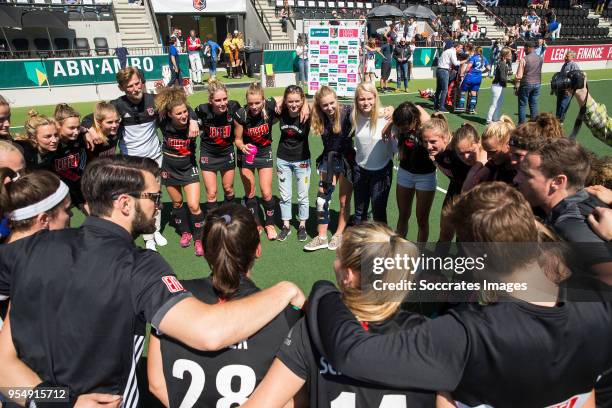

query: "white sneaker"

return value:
[328, 234, 342, 251]
[304, 235, 328, 251]
[145, 240, 157, 252]
[154, 231, 168, 247]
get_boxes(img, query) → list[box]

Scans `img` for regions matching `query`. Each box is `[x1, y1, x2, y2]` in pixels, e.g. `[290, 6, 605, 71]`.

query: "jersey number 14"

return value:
[332, 391, 409, 408]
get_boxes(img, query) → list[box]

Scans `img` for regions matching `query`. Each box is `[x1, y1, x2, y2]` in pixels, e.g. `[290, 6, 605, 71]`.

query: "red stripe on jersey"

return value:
[360, 321, 369, 331]
[54, 153, 80, 172]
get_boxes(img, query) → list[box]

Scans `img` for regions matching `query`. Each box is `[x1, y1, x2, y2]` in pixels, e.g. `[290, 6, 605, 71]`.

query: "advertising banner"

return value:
[149, 0, 246, 14]
[0, 54, 189, 90]
[515, 44, 612, 63]
[307, 22, 363, 97]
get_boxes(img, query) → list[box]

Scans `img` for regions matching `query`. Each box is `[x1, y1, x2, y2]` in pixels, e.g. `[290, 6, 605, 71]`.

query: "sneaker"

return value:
[265, 225, 278, 241]
[194, 240, 204, 257]
[180, 232, 192, 248]
[277, 225, 291, 242]
[328, 234, 342, 251]
[297, 225, 307, 242]
[304, 235, 328, 251]
[437, 110, 449, 114]
[145, 239, 157, 252]
[154, 231, 168, 247]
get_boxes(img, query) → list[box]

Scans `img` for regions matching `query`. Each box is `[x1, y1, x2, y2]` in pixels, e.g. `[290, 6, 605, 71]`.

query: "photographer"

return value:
[555, 50, 579, 123]
[573, 72, 612, 145]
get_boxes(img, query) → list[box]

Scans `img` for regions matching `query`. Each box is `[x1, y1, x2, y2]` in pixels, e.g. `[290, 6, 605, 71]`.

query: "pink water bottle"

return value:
[245, 144, 258, 165]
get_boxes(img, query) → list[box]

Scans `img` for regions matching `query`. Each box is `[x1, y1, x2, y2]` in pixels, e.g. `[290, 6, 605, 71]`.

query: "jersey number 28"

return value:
[172, 359, 256, 408]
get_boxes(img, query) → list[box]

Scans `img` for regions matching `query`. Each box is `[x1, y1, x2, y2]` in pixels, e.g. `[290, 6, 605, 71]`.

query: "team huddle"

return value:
[0, 66, 611, 408]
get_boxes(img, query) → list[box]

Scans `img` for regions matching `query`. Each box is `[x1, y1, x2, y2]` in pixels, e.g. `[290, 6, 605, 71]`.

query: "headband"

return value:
[9, 181, 69, 221]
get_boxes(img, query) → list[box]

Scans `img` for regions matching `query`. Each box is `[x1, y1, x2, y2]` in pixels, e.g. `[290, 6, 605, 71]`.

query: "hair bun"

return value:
[27, 109, 39, 118]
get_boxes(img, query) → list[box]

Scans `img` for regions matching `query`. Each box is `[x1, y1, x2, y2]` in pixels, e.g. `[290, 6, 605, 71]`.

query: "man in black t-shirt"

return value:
[514, 138, 612, 283]
[0, 156, 304, 407]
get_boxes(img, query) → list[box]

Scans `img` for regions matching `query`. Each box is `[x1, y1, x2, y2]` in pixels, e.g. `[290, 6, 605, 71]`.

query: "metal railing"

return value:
[250, 0, 272, 40]
[263, 42, 297, 50]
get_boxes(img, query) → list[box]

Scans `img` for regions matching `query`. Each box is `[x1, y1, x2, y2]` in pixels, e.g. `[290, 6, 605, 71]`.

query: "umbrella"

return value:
[22, 10, 69, 52]
[0, 6, 24, 54]
[367, 4, 404, 18]
[403, 4, 437, 20]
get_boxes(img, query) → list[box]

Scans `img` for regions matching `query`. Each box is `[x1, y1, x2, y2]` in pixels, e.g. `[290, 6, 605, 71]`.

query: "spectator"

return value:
[596, 0, 606, 14]
[488, 40, 501, 78]
[515, 41, 543, 124]
[573, 73, 612, 145]
[514, 138, 612, 283]
[406, 17, 417, 42]
[280, 6, 289, 32]
[167, 36, 182, 88]
[203, 34, 222, 80]
[385, 22, 398, 44]
[223, 33, 234, 78]
[555, 50, 579, 124]
[395, 18, 406, 42]
[295, 38, 308, 87]
[451, 15, 461, 40]
[186, 30, 204, 85]
[434, 41, 465, 113]
[527, 9, 538, 24]
[469, 19, 480, 39]
[520, 20, 530, 39]
[547, 17, 561, 41]
[531, 17, 541, 39]
[393, 37, 411, 92]
[330, 10, 340, 25]
[379, 38, 393, 92]
[487, 47, 513, 124]
[534, 37, 547, 57]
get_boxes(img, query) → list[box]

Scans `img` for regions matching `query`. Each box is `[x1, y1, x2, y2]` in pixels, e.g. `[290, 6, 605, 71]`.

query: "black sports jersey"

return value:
[434, 150, 470, 186]
[159, 276, 300, 408]
[0, 217, 191, 407]
[234, 97, 277, 148]
[112, 93, 160, 158]
[53, 134, 88, 205]
[278, 312, 435, 408]
[81, 114, 119, 160]
[14, 139, 54, 171]
[397, 131, 436, 174]
[160, 116, 196, 157]
[196, 101, 241, 155]
[308, 280, 612, 408]
[320, 104, 354, 158]
[277, 111, 311, 162]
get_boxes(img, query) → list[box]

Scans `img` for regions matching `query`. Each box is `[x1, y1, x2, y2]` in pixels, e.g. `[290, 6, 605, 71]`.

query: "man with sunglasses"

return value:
[0, 155, 305, 408]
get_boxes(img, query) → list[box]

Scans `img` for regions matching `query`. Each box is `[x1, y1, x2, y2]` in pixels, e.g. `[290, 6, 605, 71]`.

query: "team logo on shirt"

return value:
[147, 107, 155, 116]
[245, 123, 271, 146]
[162, 276, 185, 293]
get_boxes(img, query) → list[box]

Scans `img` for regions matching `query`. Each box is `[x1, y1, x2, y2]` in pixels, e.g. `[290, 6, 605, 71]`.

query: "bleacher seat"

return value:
[33, 38, 52, 57]
[73, 37, 89, 56]
[94, 37, 109, 55]
[11, 38, 29, 56]
[54, 37, 71, 57]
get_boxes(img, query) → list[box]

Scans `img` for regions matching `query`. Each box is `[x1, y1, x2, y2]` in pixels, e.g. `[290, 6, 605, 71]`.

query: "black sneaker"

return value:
[277, 225, 291, 241]
[297, 225, 307, 242]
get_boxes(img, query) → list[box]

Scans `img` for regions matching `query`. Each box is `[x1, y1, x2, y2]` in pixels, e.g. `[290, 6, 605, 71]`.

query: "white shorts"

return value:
[397, 168, 437, 191]
[366, 59, 376, 73]
[189, 52, 203, 72]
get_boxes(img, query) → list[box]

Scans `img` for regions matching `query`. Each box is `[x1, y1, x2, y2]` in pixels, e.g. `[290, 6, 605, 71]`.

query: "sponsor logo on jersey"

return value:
[228, 340, 248, 350]
[245, 123, 271, 146]
[167, 138, 192, 156]
[319, 357, 342, 376]
[162, 276, 185, 293]
[54, 153, 80, 172]
[206, 125, 232, 146]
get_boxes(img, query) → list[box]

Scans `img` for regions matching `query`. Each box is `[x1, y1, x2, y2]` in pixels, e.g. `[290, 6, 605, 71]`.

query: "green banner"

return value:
[0, 54, 190, 90]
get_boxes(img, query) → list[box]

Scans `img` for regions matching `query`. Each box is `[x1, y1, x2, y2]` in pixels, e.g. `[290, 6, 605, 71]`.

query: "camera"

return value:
[550, 70, 586, 94]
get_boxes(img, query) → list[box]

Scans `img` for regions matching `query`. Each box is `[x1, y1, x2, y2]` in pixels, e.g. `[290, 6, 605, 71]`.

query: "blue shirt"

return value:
[169, 44, 180, 67]
[0, 218, 9, 240]
[466, 55, 488, 80]
[206, 40, 220, 56]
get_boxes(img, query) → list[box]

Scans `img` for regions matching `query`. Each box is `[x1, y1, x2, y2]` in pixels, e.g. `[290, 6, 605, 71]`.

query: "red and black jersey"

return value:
[158, 276, 301, 408]
[53, 133, 88, 205]
[196, 101, 241, 155]
[278, 310, 435, 407]
[81, 114, 119, 160]
[14, 139, 54, 171]
[233, 98, 277, 148]
[160, 117, 196, 158]
[397, 131, 436, 175]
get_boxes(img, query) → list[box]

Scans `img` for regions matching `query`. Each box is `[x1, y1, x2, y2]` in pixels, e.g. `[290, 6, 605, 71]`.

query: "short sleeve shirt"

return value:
[233, 97, 277, 148]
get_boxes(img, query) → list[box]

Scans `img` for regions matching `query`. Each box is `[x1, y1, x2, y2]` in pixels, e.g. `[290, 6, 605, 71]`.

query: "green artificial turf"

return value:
[8, 69, 612, 295]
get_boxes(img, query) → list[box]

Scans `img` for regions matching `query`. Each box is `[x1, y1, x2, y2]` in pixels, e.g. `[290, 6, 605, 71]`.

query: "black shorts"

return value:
[161, 154, 200, 186]
[200, 148, 236, 172]
[381, 61, 391, 80]
[237, 145, 273, 169]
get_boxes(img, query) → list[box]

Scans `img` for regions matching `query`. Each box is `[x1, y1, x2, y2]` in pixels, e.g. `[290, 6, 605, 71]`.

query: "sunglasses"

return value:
[113, 191, 163, 208]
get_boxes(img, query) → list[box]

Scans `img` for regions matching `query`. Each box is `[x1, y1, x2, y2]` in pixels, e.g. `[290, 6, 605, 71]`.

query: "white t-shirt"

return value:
[406, 22, 417, 40]
[354, 115, 396, 170]
[296, 45, 308, 59]
[408, 44, 416, 62]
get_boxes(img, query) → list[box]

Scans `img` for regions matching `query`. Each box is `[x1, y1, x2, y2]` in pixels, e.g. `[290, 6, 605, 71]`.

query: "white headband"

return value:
[9, 181, 70, 221]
